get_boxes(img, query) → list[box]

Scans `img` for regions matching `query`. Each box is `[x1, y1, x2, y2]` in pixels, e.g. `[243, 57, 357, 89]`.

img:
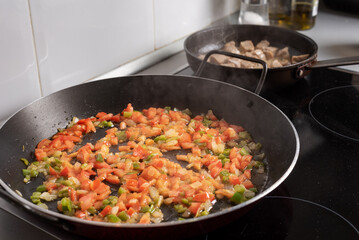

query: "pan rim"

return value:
[0, 74, 300, 229]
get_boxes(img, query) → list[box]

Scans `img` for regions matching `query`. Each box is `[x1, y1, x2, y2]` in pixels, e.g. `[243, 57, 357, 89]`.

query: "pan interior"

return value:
[0, 75, 298, 224]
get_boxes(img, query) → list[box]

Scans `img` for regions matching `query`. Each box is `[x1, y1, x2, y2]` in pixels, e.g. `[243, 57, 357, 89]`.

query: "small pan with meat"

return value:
[184, 24, 359, 92]
[0, 74, 299, 239]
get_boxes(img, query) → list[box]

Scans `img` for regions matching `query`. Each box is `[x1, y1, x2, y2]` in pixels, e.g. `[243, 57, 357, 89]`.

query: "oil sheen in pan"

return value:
[309, 85, 359, 142]
[28, 121, 269, 222]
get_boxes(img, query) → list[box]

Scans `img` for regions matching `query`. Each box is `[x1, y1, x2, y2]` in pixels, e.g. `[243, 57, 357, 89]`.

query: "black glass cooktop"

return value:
[179, 66, 359, 240]
[0, 66, 358, 240]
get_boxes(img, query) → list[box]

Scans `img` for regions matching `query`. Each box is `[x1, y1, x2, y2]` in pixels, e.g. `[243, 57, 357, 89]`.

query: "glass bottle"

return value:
[268, 0, 291, 27]
[289, 0, 319, 30]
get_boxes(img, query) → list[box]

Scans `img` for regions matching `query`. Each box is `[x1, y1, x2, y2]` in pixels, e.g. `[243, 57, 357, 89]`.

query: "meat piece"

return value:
[239, 40, 255, 53]
[271, 59, 283, 68]
[226, 58, 241, 68]
[292, 54, 310, 64]
[223, 41, 240, 54]
[263, 47, 278, 60]
[241, 60, 258, 68]
[222, 62, 236, 68]
[253, 49, 266, 60]
[208, 54, 228, 65]
[256, 40, 270, 50]
[244, 52, 254, 57]
[276, 47, 290, 60]
[276, 47, 290, 66]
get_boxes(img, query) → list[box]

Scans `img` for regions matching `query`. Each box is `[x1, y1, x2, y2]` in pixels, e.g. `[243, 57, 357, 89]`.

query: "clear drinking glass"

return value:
[239, 0, 269, 25]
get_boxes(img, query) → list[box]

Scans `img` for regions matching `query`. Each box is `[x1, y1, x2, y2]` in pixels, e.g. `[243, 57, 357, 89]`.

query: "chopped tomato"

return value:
[188, 202, 201, 215]
[193, 192, 214, 202]
[132, 145, 149, 159]
[100, 205, 112, 217]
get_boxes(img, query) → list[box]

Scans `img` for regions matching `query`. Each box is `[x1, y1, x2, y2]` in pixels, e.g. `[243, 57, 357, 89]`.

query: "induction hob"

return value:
[0, 66, 358, 240]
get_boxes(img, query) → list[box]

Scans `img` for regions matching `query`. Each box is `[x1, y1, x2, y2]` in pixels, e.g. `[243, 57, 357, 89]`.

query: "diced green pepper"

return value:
[199, 210, 209, 216]
[219, 170, 230, 177]
[234, 184, 246, 194]
[154, 135, 166, 142]
[107, 214, 120, 223]
[144, 153, 155, 163]
[88, 206, 97, 215]
[123, 111, 132, 118]
[118, 187, 126, 195]
[108, 196, 118, 206]
[96, 153, 104, 162]
[231, 192, 245, 204]
[164, 106, 171, 113]
[253, 161, 264, 168]
[37, 202, 48, 209]
[133, 162, 140, 170]
[61, 197, 72, 212]
[194, 139, 206, 147]
[118, 211, 129, 221]
[81, 163, 88, 169]
[30, 170, 39, 178]
[60, 180, 73, 187]
[238, 131, 251, 140]
[182, 108, 192, 116]
[140, 206, 150, 213]
[36, 185, 47, 193]
[20, 158, 29, 166]
[174, 204, 187, 214]
[22, 169, 30, 177]
[223, 148, 231, 156]
[202, 118, 212, 127]
[98, 120, 114, 128]
[32, 161, 40, 166]
[58, 188, 69, 197]
[205, 148, 214, 155]
[239, 147, 249, 156]
[102, 199, 110, 208]
[181, 198, 191, 206]
[30, 192, 41, 204]
[221, 158, 230, 167]
[116, 131, 127, 141]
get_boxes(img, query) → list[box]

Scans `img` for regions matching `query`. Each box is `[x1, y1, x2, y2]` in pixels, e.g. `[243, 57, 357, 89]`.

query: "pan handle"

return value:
[194, 50, 268, 95]
[297, 56, 359, 77]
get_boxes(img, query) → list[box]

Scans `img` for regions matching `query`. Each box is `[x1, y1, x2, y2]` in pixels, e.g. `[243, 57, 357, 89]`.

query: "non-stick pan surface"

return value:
[0, 75, 299, 239]
[184, 24, 318, 92]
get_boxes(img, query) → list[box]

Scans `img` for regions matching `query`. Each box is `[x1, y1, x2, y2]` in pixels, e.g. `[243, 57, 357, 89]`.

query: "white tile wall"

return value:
[0, 0, 240, 122]
[0, 0, 41, 122]
[154, 0, 240, 49]
[29, 0, 154, 96]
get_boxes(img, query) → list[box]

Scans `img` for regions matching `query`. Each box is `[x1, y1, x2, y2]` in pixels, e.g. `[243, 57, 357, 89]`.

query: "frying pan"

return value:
[184, 24, 359, 92]
[0, 75, 299, 239]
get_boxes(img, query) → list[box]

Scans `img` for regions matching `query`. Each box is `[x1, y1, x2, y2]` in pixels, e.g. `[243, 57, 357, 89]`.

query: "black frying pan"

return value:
[0, 75, 299, 239]
[184, 24, 359, 92]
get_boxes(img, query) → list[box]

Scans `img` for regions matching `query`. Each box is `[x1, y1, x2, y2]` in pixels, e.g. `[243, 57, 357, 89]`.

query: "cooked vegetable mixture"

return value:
[21, 104, 265, 224]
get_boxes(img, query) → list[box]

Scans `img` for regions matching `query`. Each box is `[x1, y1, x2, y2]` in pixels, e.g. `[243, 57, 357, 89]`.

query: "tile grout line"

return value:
[27, 0, 43, 97]
[152, 0, 156, 51]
